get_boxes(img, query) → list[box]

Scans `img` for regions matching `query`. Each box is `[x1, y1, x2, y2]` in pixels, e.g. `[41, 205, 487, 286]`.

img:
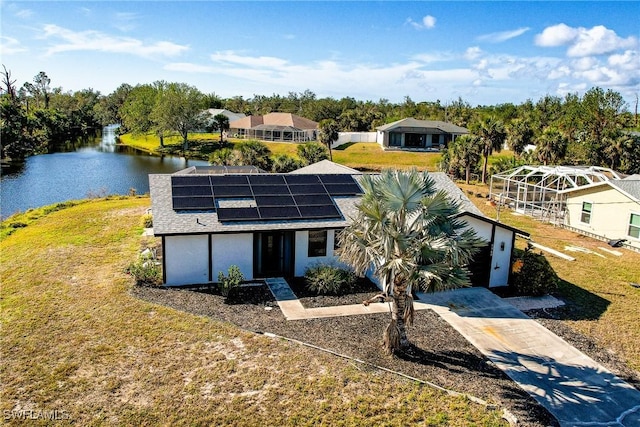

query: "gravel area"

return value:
[131, 282, 640, 427]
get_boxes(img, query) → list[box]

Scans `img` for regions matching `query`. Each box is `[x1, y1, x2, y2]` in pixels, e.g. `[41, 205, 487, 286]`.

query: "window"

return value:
[580, 202, 592, 224]
[629, 213, 640, 239]
[308, 230, 327, 257]
[389, 132, 402, 147]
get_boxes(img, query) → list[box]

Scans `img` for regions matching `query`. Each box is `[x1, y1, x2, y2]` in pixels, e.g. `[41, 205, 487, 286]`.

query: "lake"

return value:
[1, 126, 209, 219]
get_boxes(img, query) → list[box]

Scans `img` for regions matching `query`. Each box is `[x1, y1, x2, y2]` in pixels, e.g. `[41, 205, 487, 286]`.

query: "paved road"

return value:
[417, 288, 640, 427]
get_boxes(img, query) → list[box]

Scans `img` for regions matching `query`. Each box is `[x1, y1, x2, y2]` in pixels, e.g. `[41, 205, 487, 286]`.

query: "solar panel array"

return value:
[170, 174, 362, 222]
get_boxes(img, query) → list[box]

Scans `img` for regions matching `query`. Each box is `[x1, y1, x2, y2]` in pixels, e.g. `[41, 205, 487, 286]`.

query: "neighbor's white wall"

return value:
[566, 186, 640, 249]
[212, 233, 254, 281]
[164, 235, 209, 285]
[294, 230, 339, 276]
[490, 226, 513, 287]
[335, 132, 377, 147]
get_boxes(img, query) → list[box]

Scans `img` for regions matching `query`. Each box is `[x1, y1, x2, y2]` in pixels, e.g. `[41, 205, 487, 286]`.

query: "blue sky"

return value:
[1, 1, 639, 107]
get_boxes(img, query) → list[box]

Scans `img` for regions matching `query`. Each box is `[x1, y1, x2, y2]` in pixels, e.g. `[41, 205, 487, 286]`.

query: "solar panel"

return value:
[324, 183, 362, 196]
[255, 195, 296, 207]
[172, 185, 213, 196]
[172, 196, 215, 210]
[210, 175, 249, 186]
[285, 175, 321, 184]
[288, 184, 327, 195]
[172, 175, 211, 186]
[249, 175, 286, 185]
[298, 204, 341, 218]
[213, 186, 253, 197]
[293, 194, 333, 206]
[319, 174, 357, 185]
[217, 207, 260, 221]
[170, 173, 355, 221]
[251, 185, 291, 195]
[259, 206, 301, 219]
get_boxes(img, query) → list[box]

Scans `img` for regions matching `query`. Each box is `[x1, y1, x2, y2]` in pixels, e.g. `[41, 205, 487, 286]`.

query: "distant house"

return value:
[561, 177, 640, 251]
[204, 109, 246, 122]
[376, 118, 469, 150]
[148, 161, 527, 287]
[229, 112, 318, 142]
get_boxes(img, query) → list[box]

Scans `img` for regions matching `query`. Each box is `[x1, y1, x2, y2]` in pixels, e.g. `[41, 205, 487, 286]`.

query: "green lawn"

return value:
[0, 198, 505, 426]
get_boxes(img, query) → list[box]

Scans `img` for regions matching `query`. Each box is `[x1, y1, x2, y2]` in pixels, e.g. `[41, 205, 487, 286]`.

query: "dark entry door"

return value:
[468, 244, 492, 287]
[254, 232, 294, 277]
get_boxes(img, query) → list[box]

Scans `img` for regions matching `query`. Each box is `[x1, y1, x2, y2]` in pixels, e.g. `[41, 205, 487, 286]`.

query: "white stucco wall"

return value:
[490, 226, 513, 287]
[458, 214, 514, 287]
[212, 233, 254, 281]
[565, 186, 640, 249]
[294, 229, 339, 276]
[164, 235, 209, 285]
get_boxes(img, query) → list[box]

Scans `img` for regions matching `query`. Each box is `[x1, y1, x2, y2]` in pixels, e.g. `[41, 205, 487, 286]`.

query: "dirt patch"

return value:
[133, 284, 557, 426]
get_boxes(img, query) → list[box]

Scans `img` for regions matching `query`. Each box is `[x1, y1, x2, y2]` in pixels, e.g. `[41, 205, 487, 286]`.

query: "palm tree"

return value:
[506, 118, 534, 158]
[237, 139, 272, 170]
[451, 134, 482, 184]
[297, 141, 329, 165]
[475, 117, 506, 184]
[318, 119, 339, 161]
[213, 113, 230, 145]
[338, 170, 483, 354]
[535, 126, 566, 166]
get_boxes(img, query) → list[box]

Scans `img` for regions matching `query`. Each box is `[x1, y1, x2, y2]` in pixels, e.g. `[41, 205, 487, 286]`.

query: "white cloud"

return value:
[476, 27, 530, 43]
[411, 52, 456, 63]
[571, 56, 599, 71]
[608, 50, 639, 71]
[210, 51, 289, 68]
[0, 36, 28, 55]
[113, 12, 138, 32]
[407, 15, 436, 30]
[40, 24, 189, 58]
[535, 23, 578, 47]
[535, 23, 638, 57]
[15, 9, 33, 19]
[464, 46, 483, 60]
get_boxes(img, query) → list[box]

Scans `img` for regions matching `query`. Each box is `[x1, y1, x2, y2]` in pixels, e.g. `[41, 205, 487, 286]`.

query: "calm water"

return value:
[1, 126, 208, 219]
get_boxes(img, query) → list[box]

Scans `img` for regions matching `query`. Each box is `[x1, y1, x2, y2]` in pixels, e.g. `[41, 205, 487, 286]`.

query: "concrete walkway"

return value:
[417, 288, 640, 427]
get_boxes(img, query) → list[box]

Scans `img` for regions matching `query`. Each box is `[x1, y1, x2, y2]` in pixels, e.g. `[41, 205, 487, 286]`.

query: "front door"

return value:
[254, 232, 294, 277]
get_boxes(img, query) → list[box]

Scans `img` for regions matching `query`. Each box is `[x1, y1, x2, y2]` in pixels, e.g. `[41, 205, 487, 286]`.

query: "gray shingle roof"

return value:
[149, 168, 484, 236]
[610, 180, 640, 202]
[376, 118, 469, 134]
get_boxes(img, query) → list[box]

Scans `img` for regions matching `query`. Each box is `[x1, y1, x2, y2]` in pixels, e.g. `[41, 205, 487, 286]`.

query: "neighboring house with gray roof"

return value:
[560, 179, 640, 250]
[376, 118, 469, 150]
[148, 162, 526, 287]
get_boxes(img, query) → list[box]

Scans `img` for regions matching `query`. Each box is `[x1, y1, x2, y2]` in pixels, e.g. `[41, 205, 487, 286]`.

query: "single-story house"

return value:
[204, 109, 246, 123]
[560, 176, 640, 250]
[229, 112, 318, 142]
[148, 162, 527, 288]
[376, 118, 469, 150]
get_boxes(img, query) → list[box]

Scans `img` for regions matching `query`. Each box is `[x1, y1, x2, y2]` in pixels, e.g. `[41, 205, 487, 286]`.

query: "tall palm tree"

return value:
[475, 117, 506, 184]
[318, 119, 339, 161]
[338, 170, 483, 354]
[213, 113, 230, 145]
[535, 126, 566, 166]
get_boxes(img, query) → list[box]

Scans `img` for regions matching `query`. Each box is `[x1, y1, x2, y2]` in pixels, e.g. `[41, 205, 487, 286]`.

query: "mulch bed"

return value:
[131, 284, 640, 427]
[286, 276, 383, 308]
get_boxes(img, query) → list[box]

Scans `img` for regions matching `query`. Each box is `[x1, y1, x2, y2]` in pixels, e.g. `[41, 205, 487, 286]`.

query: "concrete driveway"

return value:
[417, 288, 640, 427]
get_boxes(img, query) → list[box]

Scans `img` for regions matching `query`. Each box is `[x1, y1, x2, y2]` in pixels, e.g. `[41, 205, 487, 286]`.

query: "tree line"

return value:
[2, 65, 638, 176]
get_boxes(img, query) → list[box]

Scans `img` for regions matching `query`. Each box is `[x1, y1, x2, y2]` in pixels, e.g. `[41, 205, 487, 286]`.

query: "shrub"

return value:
[304, 263, 356, 295]
[140, 213, 153, 228]
[218, 265, 244, 297]
[125, 256, 162, 287]
[511, 246, 559, 296]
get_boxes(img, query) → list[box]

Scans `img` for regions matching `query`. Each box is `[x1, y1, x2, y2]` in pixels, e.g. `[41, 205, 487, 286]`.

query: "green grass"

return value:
[458, 181, 640, 372]
[0, 198, 506, 426]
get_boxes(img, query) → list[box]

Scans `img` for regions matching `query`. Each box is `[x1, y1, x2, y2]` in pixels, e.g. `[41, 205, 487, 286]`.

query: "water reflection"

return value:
[1, 126, 208, 218]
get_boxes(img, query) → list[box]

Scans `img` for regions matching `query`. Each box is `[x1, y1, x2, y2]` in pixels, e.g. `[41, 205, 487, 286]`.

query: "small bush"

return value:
[140, 213, 153, 228]
[511, 246, 559, 296]
[126, 256, 162, 287]
[304, 264, 356, 295]
[218, 265, 244, 298]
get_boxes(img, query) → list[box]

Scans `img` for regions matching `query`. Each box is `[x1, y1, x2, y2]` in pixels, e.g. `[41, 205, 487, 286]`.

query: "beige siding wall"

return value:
[565, 186, 640, 249]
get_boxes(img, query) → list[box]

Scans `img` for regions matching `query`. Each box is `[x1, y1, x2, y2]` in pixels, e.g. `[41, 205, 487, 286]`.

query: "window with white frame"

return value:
[308, 230, 327, 257]
[629, 213, 640, 239]
[580, 202, 592, 224]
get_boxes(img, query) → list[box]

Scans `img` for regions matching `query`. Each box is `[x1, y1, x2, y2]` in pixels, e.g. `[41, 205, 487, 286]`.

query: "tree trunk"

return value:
[481, 154, 489, 184]
[465, 164, 471, 184]
[383, 283, 410, 354]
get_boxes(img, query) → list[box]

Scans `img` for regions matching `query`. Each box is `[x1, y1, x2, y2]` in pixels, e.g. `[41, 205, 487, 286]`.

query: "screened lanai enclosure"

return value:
[489, 165, 624, 223]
